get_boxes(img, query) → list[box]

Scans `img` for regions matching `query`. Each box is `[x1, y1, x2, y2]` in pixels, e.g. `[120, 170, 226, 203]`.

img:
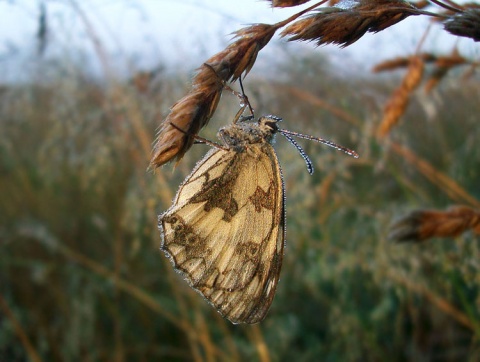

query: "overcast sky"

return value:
[0, 0, 478, 82]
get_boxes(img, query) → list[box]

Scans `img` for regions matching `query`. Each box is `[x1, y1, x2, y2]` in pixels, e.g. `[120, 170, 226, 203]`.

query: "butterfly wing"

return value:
[159, 144, 285, 324]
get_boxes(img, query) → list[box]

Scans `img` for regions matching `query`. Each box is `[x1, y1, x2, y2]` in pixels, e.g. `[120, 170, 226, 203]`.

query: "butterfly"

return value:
[158, 113, 358, 324]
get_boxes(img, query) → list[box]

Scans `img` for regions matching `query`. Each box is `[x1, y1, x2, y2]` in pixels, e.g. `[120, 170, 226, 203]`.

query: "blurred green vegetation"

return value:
[1, 53, 479, 361]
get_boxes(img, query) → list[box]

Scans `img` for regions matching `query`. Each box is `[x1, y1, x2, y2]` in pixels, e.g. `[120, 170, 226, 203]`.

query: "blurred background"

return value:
[1, 0, 479, 361]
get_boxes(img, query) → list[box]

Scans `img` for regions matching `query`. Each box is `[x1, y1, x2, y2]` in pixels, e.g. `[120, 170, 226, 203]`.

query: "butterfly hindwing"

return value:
[159, 143, 285, 324]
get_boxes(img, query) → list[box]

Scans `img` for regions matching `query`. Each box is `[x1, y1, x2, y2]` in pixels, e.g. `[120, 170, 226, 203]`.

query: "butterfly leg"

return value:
[202, 63, 255, 123]
[169, 122, 228, 150]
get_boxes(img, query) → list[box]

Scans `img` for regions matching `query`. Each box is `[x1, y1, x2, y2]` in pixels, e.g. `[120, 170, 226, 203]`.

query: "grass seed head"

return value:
[444, 8, 480, 42]
[389, 206, 480, 242]
[281, 0, 420, 47]
[266, 0, 312, 7]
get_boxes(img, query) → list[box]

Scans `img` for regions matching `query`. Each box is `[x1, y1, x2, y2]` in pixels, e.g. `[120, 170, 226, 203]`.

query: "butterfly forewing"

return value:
[159, 143, 285, 324]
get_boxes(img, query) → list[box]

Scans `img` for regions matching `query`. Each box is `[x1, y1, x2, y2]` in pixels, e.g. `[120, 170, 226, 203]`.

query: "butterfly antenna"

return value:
[280, 131, 315, 174]
[280, 129, 359, 158]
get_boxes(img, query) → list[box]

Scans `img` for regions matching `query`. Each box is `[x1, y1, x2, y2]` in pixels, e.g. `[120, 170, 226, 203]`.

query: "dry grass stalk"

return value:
[131, 71, 155, 94]
[374, 50, 475, 93]
[388, 205, 480, 242]
[390, 141, 480, 208]
[373, 57, 414, 72]
[424, 66, 449, 92]
[444, 8, 480, 41]
[280, 0, 423, 47]
[151, 0, 468, 168]
[0, 295, 42, 362]
[54, 238, 232, 359]
[372, 53, 436, 72]
[150, 86, 223, 168]
[425, 50, 468, 92]
[203, 24, 279, 83]
[385, 268, 475, 331]
[275, 83, 361, 126]
[429, 0, 465, 13]
[434, 50, 467, 68]
[411, 0, 430, 9]
[376, 56, 424, 138]
[267, 0, 312, 7]
[429, 1, 468, 22]
[151, 2, 326, 168]
[150, 23, 278, 168]
[200, 0, 327, 84]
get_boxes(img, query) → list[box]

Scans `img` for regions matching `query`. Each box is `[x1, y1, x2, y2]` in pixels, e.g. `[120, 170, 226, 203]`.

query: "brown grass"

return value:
[444, 8, 480, 41]
[424, 50, 468, 92]
[2, 55, 480, 360]
[373, 48, 479, 131]
[0, 295, 42, 362]
[151, 0, 474, 167]
[372, 53, 437, 72]
[4, 1, 480, 360]
[389, 141, 480, 208]
[388, 205, 480, 242]
[280, 0, 424, 47]
[385, 268, 476, 330]
[266, 0, 312, 8]
[150, 1, 326, 168]
[376, 56, 424, 138]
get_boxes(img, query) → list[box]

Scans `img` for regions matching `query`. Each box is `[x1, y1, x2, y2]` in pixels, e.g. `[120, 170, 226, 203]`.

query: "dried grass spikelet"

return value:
[280, 0, 421, 47]
[150, 86, 222, 168]
[411, 0, 430, 10]
[151, 1, 338, 168]
[444, 8, 480, 41]
[203, 24, 279, 83]
[424, 50, 467, 92]
[388, 205, 480, 243]
[328, 0, 341, 6]
[150, 24, 279, 168]
[266, 0, 312, 7]
[373, 57, 413, 72]
[131, 70, 157, 94]
[461, 63, 478, 80]
[434, 50, 467, 68]
[376, 56, 424, 138]
[150, 0, 327, 169]
[373, 50, 469, 93]
[372, 53, 436, 72]
[424, 67, 449, 93]
[430, 2, 476, 22]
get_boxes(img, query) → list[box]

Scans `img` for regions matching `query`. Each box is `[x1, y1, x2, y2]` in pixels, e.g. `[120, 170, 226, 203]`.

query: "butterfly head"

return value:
[218, 115, 282, 148]
[257, 115, 282, 134]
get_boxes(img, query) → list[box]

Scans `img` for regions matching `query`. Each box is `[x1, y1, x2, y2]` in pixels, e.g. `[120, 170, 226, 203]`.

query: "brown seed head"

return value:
[150, 88, 222, 168]
[204, 24, 278, 82]
[410, 0, 430, 9]
[372, 53, 436, 72]
[266, 0, 312, 7]
[388, 206, 480, 242]
[444, 8, 480, 41]
[281, 0, 421, 47]
[376, 56, 423, 137]
[151, 24, 279, 168]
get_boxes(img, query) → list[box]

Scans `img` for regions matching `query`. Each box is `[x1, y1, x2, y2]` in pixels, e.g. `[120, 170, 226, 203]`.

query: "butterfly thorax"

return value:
[217, 115, 281, 151]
